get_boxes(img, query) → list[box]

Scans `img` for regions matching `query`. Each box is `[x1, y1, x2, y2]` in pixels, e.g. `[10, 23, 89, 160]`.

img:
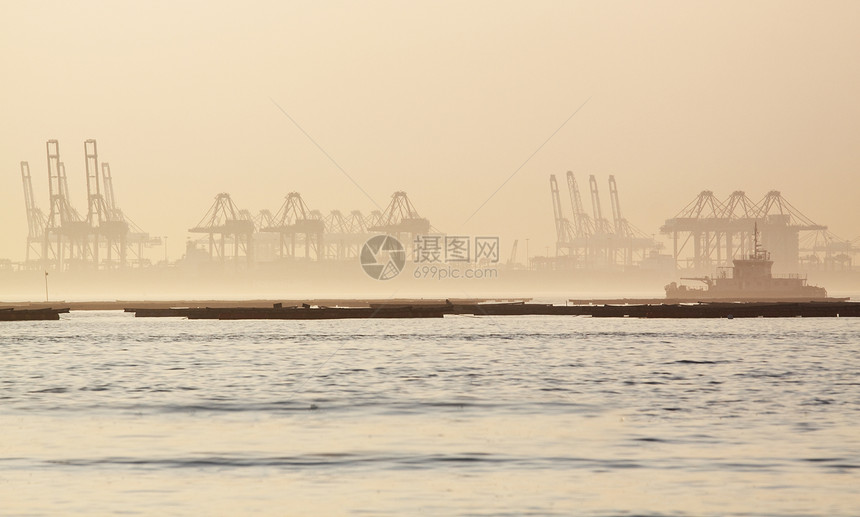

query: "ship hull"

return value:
[665, 286, 834, 302]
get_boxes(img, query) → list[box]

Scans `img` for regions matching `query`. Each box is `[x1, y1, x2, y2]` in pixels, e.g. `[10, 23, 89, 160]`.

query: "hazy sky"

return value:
[2, 1, 858, 263]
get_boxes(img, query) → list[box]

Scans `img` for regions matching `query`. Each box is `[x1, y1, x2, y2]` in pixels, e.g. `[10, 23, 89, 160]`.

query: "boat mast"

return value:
[754, 222, 759, 258]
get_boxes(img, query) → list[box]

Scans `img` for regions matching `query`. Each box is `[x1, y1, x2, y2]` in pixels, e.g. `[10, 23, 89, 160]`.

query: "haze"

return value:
[1, 1, 858, 273]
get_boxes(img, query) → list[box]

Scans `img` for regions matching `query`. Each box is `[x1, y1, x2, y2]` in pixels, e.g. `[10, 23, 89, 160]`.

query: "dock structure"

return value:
[124, 300, 860, 320]
[0, 307, 70, 321]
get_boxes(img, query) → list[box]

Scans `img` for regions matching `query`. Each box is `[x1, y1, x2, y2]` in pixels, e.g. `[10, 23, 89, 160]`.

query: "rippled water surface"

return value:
[2, 311, 859, 516]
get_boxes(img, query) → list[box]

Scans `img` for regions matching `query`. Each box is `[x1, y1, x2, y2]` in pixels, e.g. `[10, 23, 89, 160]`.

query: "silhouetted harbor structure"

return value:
[13, 143, 859, 281]
[188, 193, 256, 265]
[542, 172, 661, 271]
[22, 139, 160, 271]
[661, 190, 855, 274]
[186, 190, 429, 267]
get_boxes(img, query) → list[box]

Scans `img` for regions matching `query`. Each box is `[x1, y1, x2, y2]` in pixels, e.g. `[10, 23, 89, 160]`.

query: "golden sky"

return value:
[1, 1, 858, 262]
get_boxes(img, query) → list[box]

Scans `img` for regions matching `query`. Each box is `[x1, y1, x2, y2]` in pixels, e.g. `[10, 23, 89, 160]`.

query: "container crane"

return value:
[21, 161, 47, 263]
[44, 140, 88, 269]
[550, 174, 574, 256]
[565, 171, 593, 238]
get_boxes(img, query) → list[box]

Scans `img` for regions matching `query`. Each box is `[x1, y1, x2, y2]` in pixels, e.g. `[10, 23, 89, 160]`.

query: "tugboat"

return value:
[665, 225, 834, 302]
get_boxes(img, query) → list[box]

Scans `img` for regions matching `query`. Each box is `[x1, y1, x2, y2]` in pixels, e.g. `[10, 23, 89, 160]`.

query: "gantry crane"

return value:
[259, 192, 324, 260]
[367, 192, 430, 241]
[101, 162, 160, 267]
[549, 172, 657, 269]
[549, 175, 575, 256]
[43, 140, 89, 270]
[21, 161, 47, 263]
[588, 175, 612, 235]
[189, 193, 255, 265]
[661, 189, 841, 272]
[84, 139, 129, 266]
[565, 171, 592, 238]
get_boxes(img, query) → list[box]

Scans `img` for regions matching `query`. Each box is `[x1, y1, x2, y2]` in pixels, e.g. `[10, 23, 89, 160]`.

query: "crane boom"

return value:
[22, 161, 49, 263]
[57, 162, 83, 222]
[608, 175, 622, 235]
[85, 139, 109, 226]
[550, 174, 575, 253]
[102, 163, 117, 216]
[45, 140, 62, 228]
[550, 175, 565, 243]
[566, 171, 591, 237]
[589, 174, 609, 233]
[508, 239, 518, 265]
[21, 162, 45, 240]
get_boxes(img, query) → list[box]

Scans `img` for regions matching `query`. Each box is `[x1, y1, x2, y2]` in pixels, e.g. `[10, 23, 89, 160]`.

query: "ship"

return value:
[665, 226, 836, 302]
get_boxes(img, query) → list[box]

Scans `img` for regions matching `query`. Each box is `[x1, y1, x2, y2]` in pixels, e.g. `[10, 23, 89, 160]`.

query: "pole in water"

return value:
[44, 271, 49, 302]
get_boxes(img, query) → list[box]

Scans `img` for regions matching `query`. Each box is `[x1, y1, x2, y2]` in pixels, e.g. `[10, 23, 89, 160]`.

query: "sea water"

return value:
[1, 311, 859, 516]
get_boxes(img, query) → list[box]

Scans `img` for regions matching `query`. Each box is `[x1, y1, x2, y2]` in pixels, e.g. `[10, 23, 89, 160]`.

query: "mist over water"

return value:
[2, 2, 860, 270]
[3, 2, 860, 515]
[2, 312, 859, 515]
